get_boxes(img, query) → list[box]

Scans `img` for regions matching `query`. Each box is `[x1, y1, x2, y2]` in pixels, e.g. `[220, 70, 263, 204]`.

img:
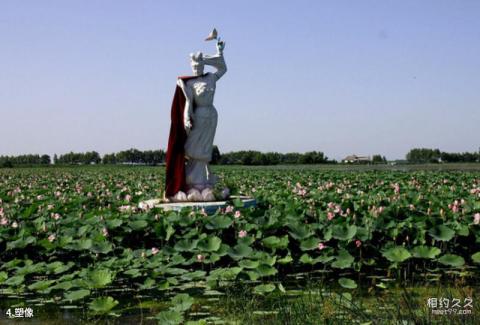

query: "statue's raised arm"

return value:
[203, 38, 227, 80]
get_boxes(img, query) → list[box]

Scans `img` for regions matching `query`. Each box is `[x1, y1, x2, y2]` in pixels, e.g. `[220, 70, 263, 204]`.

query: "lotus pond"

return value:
[0, 165, 479, 324]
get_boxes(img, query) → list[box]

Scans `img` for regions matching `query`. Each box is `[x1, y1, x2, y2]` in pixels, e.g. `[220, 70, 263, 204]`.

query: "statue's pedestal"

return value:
[139, 195, 256, 215]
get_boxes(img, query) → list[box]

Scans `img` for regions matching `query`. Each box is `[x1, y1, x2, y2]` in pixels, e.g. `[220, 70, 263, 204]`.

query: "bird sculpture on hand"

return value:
[205, 28, 217, 41]
[205, 28, 225, 55]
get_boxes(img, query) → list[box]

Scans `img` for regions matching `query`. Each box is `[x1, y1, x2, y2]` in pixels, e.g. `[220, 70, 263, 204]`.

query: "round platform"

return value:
[138, 195, 256, 215]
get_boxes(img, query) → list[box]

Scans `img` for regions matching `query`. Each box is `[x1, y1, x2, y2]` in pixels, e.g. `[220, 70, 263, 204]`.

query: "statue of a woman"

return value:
[165, 38, 227, 202]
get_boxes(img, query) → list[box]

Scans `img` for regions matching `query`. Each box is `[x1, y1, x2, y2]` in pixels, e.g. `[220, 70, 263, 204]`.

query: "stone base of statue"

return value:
[138, 195, 256, 215]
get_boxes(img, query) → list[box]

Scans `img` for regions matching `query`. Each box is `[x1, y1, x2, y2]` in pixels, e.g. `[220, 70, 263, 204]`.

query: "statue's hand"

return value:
[184, 117, 193, 133]
[216, 38, 225, 55]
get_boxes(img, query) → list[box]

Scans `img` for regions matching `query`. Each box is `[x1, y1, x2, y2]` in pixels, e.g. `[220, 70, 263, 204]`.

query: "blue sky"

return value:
[1, 1, 479, 160]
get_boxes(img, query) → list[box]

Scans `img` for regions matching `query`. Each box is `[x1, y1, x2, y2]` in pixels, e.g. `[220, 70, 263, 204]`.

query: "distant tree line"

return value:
[103, 149, 166, 165]
[54, 151, 101, 165]
[406, 148, 480, 163]
[0, 154, 50, 167]
[3, 147, 478, 168]
[215, 149, 333, 165]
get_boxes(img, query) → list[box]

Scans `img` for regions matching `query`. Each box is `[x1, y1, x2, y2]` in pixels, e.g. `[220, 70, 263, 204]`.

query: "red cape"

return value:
[165, 75, 202, 197]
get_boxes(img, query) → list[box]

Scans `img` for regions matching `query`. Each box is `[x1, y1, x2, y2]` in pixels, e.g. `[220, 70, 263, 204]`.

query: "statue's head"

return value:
[190, 52, 204, 76]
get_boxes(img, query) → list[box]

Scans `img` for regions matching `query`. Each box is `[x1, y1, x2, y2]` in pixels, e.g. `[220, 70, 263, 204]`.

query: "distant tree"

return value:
[406, 148, 441, 163]
[264, 152, 281, 165]
[152, 150, 165, 165]
[282, 153, 302, 164]
[1, 160, 13, 168]
[102, 153, 117, 164]
[300, 151, 326, 164]
[40, 154, 51, 165]
[372, 154, 387, 164]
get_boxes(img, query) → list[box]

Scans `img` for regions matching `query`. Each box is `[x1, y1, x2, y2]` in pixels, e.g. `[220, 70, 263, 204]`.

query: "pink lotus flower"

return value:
[225, 205, 234, 213]
[317, 242, 326, 250]
[327, 212, 334, 220]
[238, 230, 247, 238]
[0, 217, 8, 226]
[151, 247, 159, 255]
[450, 203, 459, 213]
[327, 202, 335, 209]
[125, 194, 132, 202]
[393, 183, 400, 194]
[234, 210, 241, 219]
[48, 234, 56, 242]
[474, 213, 480, 225]
[37, 195, 44, 200]
[355, 240, 362, 248]
[196, 254, 205, 262]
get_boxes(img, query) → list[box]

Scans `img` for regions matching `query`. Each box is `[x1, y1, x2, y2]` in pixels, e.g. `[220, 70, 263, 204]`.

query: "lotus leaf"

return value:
[382, 246, 411, 263]
[88, 296, 119, 315]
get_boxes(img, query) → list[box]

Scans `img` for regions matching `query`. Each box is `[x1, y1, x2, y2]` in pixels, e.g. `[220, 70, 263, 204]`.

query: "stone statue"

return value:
[165, 30, 228, 202]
